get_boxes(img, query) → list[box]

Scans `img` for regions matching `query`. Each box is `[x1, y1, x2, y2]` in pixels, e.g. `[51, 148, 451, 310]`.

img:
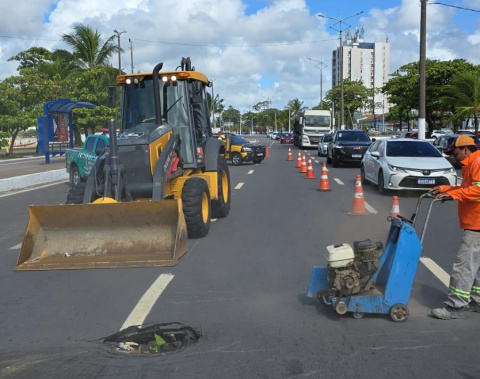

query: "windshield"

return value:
[337, 132, 370, 142]
[121, 78, 194, 163]
[305, 115, 330, 127]
[386, 141, 442, 157]
[229, 135, 249, 145]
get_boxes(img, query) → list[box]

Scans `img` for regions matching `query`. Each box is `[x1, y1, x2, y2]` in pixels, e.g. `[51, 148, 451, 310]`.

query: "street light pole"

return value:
[318, 11, 363, 130]
[307, 57, 328, 108]
[419, 0, 427, 140]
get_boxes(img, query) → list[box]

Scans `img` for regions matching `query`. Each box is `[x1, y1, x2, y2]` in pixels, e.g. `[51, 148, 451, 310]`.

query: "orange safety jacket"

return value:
[439, 150, 480, 230]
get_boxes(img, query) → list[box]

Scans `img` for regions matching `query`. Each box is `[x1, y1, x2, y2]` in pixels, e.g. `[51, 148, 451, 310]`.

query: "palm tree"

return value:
[441, 72, 480, 134]
[55, 23, 119, 71]
[286, 98, 306, 116]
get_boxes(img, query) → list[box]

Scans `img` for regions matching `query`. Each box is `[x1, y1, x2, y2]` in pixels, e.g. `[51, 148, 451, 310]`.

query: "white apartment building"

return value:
[331, 27, 390, 116]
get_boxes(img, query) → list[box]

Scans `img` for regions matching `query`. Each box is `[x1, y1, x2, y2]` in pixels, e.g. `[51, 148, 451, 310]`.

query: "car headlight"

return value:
[242, 146, 252, 152]
[302, 136, 309, 142]
[444, 167, 455, 174]
[388, 164, 407, 173]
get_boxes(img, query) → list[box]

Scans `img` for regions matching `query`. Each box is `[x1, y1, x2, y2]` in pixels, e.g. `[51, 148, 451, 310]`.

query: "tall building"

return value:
[331, 27, 390, 117]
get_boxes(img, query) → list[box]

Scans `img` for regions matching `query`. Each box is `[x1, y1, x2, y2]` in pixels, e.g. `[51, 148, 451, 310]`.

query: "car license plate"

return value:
[352, 154, 362, 158]
[257, 153, 264, 156]
[418, 178, 435, 185]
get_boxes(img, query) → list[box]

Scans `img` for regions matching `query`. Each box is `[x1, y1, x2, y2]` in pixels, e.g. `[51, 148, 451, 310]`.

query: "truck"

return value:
[16, 57, 231, 271]
[65, 134, 109, 186]
[293, 109, 332, 149]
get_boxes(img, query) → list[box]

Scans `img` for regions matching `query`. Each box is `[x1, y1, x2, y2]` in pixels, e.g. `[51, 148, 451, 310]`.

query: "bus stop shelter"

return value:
[38, 99, 95, 164]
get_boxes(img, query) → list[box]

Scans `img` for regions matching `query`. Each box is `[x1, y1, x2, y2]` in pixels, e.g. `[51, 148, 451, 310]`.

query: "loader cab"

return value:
[119, 70, 212, 169]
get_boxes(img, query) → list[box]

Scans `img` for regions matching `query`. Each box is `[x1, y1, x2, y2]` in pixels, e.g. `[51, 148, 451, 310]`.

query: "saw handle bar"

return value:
[390, 192, 453, 246]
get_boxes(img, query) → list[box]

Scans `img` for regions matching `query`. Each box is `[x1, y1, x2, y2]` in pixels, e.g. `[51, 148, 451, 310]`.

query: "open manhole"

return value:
[103, 322, 201, 355]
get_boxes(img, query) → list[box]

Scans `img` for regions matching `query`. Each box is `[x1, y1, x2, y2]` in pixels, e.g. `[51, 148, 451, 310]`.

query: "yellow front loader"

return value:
[16, 58, 230, 270]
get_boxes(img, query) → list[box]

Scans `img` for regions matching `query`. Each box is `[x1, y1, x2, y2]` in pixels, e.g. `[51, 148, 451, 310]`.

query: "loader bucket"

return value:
[15, 200, 188, 270]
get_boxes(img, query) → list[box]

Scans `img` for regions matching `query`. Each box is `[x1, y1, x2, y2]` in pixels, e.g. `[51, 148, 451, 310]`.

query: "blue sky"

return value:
[2, 0, 480, 111]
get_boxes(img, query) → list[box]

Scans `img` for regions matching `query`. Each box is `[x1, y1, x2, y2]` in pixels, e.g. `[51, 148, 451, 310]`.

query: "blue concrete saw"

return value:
[307, 193, 451, 322]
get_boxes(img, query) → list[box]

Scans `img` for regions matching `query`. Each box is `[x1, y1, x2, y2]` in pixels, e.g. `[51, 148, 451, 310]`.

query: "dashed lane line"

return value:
[235, 183, 244, 190]
[364, 201, 378, 214]
[420, 257, 450, 287]
[120, 273, 175, 331]
[333, 178, 344, 185]
[248, 170, 254, 175]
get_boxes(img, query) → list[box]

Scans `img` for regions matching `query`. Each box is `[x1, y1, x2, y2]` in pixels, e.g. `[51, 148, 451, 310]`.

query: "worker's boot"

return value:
[465, 302, 480, 312]
[431, 306, 465, 320]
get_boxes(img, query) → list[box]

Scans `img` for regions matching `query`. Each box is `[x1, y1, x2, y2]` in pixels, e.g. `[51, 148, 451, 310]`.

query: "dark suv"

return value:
[327, 130, 372, 167]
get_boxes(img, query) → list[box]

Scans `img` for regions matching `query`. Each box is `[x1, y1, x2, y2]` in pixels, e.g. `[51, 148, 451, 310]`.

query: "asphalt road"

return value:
[0, 136, 477, 379]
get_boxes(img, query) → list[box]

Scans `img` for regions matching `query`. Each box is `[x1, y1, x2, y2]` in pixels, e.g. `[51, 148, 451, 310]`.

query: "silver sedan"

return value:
[360, 138, 457, 194]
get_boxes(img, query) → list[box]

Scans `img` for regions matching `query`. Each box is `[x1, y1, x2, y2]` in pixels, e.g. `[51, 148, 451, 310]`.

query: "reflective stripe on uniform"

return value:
[471, 286, 480, 294]
[449, 285, 471, 298]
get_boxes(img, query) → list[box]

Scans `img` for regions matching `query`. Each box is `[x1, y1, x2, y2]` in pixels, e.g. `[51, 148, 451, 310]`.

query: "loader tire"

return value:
[211, 156, 231, 219]
[66, 182, 87, 204]
[182, 177, 211, 238]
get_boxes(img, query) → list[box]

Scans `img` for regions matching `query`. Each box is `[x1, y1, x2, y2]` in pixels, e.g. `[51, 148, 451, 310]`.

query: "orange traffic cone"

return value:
[295, 151, 302, 168]
[317, 162, 331, 191]
[390, 196, 400, 218]
[348, 174, 367, 215]
[287, 147, 293, 161]
[299, 154, 307, 173]
[304, 157, 316, 179]
[265, 146, 270, 158]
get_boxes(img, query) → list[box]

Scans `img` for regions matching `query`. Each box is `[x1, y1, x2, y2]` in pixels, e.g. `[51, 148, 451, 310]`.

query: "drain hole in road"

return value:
[103, 322, 201, 355]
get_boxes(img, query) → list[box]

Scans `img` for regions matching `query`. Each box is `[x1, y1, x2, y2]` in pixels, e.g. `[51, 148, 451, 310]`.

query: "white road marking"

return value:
[211, 218, 217, 222]
[235, 183, 244, 190]
[364, 201, 378, 214]
[120, 273, 175, 331]
[420, 257, 450, 287]
[248, 170, 254, 175]
[10, 244, 22, 250]
[334, 178, 344, 185]
[0, 180, 66, 198]
[314, 160, 319, 164]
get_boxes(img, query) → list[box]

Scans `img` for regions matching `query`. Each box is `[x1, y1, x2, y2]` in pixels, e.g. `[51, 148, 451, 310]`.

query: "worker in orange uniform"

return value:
[430, 135, 480, 320]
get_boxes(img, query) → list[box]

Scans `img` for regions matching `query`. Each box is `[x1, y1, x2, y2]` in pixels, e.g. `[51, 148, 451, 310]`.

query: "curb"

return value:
[0, 169, 69, 193]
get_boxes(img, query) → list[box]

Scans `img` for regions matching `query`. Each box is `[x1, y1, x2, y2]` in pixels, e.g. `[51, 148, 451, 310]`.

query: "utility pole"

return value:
[113, 29, 126, 76]
[128, 38, 134, 74]
[318, 11, 363, 130]
[418, 0, 427, 140]
[307, 57, 328, 109]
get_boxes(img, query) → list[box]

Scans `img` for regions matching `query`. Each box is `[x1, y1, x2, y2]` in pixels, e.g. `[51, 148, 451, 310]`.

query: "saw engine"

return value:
[326, 239, 384, 296]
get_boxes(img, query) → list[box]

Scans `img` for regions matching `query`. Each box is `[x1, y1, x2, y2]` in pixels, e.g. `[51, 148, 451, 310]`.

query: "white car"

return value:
[360, 138, 457, 194]
[317, 134, 332, 156]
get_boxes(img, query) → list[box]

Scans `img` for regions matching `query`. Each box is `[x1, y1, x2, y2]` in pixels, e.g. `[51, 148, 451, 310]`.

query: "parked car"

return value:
[222, 134, 266, 165]
[280, 132, 293, 144]
[327, 130, 372, 167]
[361, 138, 457, 194]
[65, 134, 109, 185]
[317, 134, 332, 156]
[399, 131, 432, 139]
[433, 133, 480, 168]
[431, 128, 453, 138]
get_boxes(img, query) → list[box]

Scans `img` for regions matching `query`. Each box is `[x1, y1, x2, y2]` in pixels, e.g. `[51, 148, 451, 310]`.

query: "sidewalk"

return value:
[0, 156, 69, 193]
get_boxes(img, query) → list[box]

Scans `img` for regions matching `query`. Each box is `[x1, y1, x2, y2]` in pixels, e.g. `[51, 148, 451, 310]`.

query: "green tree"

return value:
[221, 106, 241, 132]
[206, 92, 225, 128]
[55, 23, 119, 71]
[325, 79, 369, 128]
[384, 59, 477, 130]
[441, 71, 480, 134]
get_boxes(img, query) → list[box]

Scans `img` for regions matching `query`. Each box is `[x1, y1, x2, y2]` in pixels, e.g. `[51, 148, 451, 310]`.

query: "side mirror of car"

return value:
[371, 151, 380, 158]
[371, 138, 376, 142]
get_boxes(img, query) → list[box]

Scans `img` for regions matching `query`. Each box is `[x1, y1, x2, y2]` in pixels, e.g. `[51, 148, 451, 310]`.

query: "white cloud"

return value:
[0, 0, 479, 111]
